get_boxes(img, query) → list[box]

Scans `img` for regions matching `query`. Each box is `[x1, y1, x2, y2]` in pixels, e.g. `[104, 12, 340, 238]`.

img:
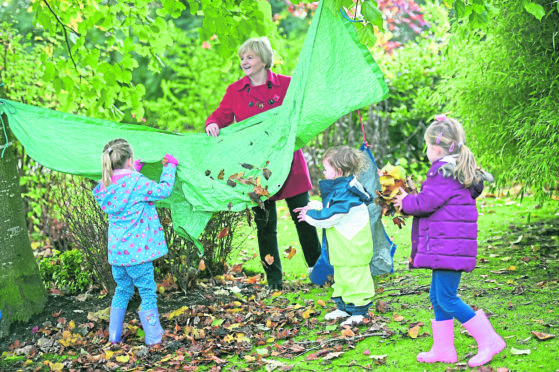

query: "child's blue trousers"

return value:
[430, 269, 476, 324]
[111, 262, 157, 311]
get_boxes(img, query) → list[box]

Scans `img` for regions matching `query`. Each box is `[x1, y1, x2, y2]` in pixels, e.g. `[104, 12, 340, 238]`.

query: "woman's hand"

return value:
[205, 123, 220, 137]
[293, 206, 310, 222]
[393, 187, 408, 210]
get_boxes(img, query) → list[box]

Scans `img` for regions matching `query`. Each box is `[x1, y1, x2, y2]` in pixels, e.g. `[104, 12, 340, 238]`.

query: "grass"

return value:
[229, 194, 559, 370]
[2, 194, 557, 371]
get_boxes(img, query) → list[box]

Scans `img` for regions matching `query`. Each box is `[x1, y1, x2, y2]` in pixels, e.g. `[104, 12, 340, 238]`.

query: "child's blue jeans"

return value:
[430, 269, 476, 324]
[111, 262, 157, 311]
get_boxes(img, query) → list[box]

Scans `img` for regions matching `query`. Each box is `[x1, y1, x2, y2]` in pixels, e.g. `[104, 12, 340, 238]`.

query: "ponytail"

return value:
[454, 144, 478, 188]
[101, 149, 114, 187]
[425, 117, 480, 188]
[100, 139, 134, 187]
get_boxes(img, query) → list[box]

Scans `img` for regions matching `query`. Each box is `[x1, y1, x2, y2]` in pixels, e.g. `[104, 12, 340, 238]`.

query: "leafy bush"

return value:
[38, 249, 91, 294]
[52, 176, 245, 293]
[53, 176, 115, 295]
[433, 0, 559, 198]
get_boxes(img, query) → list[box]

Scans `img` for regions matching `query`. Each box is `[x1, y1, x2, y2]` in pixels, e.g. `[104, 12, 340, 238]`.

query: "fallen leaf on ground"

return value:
[531, 331, 555, 340]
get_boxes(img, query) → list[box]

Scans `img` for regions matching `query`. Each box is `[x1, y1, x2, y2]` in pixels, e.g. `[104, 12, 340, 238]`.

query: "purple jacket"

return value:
[401, 157, 484, 272]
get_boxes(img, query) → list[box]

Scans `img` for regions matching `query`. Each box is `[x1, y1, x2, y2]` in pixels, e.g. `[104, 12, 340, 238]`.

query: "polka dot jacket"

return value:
[92, 164, 177, 267]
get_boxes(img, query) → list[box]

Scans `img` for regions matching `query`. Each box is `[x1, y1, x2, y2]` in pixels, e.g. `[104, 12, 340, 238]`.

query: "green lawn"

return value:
[229, 194, 559, 370]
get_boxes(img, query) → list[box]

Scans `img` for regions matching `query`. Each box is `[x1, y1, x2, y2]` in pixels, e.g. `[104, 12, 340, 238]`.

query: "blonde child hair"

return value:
[101, 138, 134, 187]
[424, 117, 479, 188]
[323, 146, 367, 177]
[238, 37, 274, 69]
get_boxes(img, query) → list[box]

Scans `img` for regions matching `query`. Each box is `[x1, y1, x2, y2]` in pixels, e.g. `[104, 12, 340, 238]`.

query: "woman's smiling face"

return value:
[240, 50, 266, 79]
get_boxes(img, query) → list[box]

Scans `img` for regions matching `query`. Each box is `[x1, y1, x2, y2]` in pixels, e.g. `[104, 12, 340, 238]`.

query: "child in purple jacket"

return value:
[394, 116, 504, 368]
[92, 138, 178, 346]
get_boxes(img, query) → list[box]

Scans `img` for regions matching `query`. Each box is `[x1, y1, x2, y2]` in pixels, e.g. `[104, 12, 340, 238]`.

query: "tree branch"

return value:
[42, 0, 81, 71]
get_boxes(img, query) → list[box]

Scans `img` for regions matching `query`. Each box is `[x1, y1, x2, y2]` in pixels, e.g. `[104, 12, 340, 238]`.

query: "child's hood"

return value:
[320, 175, 373, 204]
[93, 172, 139, 213]
[432, 155, 494, 199]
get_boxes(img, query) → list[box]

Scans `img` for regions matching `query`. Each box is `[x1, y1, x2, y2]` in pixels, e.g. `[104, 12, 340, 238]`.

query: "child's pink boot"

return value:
[462, 310, 506, 367]
[417, 319, 457, 363]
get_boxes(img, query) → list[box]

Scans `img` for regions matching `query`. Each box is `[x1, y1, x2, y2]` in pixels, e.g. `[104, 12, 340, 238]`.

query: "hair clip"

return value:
[449, 142, 455, 152]
[458, 141, 464, 149]
[106, 147, 113, 154]
[435, 132, 443, 144]
[435, 114, 448, 121]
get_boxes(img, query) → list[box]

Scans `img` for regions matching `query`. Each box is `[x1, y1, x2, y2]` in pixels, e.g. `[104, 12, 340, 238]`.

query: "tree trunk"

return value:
[0, 112, 47, 339]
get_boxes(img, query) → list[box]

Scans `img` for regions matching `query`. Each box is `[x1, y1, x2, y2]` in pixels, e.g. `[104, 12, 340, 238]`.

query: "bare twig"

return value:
[374, 285, 430, 300]
[42, 0, 81, 71]
[294, 332, 386, 346]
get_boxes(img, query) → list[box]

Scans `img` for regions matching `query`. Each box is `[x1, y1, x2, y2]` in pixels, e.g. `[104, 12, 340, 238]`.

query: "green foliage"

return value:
[433, 0, 559, 199]
[145, 33, 235, 132]
[39, 249, 91, 294]
[370, 2, 449, 169]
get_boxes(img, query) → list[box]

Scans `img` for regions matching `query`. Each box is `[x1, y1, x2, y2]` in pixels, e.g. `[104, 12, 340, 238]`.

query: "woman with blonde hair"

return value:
[204, 37, 320, 290]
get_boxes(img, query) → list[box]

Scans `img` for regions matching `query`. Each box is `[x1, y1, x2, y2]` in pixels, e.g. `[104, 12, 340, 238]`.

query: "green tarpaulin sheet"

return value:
[1, 0, 388, 248]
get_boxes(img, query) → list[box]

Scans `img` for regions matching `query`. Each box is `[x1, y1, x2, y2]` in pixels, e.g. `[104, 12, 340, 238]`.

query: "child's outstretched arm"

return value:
[137, 154, 178, 201]
[300, 199, 363, 229]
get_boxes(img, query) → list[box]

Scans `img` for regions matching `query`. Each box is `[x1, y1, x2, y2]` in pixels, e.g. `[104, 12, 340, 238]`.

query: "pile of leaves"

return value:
[1, 261, 397, 371]
[376, 164, 417, 228]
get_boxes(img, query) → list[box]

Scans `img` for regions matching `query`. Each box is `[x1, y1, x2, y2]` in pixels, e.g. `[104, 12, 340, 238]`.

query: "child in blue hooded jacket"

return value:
[92, 138, 178, 345]
[295, 146, 375, 326]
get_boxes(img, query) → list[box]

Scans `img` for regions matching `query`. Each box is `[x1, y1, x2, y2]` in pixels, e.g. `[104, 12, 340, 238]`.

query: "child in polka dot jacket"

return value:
[92, 138, 178, 346]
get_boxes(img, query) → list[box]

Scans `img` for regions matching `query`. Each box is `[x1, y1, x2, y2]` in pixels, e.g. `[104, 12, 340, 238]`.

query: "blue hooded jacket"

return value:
[92, 164, 176, 267]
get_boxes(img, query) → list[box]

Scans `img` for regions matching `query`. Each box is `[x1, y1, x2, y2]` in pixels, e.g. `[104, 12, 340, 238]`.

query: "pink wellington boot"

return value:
[417, 319, 457, 363]
[462, 309, 506, 367]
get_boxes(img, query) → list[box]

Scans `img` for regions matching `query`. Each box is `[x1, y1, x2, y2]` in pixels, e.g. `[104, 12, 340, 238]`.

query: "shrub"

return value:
[52, 176, 245, 293]
[38, 249, 91, 294]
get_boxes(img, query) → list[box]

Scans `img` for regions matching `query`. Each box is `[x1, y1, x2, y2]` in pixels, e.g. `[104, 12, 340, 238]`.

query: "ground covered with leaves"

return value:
[1, 197, 558, 371]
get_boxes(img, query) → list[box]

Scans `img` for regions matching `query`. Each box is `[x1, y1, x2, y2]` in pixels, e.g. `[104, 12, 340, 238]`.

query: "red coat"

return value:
[205, 69, 312, 201]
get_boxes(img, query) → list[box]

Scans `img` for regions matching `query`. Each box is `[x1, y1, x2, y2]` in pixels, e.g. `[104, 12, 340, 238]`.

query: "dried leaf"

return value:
[393, 314, 404, 322]
[341, 328, 355, 337]
[284, 246, 296, 259]
[198, 259, 206, 271]
[376, 300, 387, 314]
[228, 172, 245, 181]
[323, 351, 344, 360]
[316, 299, 326, 308]
[167, 306, 188, 320]
[408, 325, 420, 338]
[116, 355, 130, 363]
[531, 331, 555, 340]
[217, 227, 229, 239]
[262, 167, 272, 180]
[226, 179, 237, 187]
[265, 254, 274, 266]
[241, 163, 254, 170]
[253, 185, 270, 198]
[227, 202, 233, 210]
[217, 169, 225, 180]
[248, 192, 264, 208]
[205, 170, 211, 176]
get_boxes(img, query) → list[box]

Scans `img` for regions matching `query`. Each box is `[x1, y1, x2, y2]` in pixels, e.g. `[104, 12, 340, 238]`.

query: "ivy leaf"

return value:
[523, 1, 546, 21]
